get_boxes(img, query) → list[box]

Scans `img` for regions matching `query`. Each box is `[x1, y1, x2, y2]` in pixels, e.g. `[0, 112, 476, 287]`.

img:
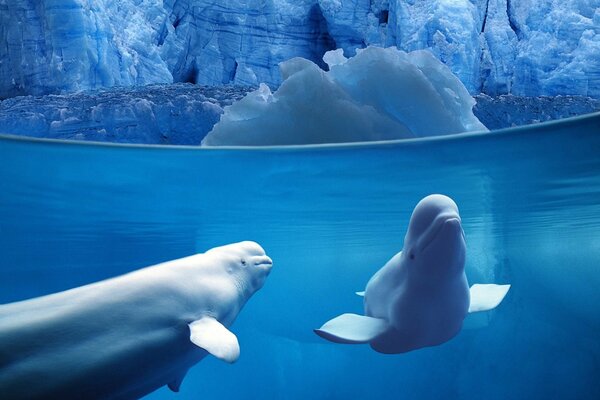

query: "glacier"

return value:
[0, 0, 599, 99]
[202, 46, 487, 146]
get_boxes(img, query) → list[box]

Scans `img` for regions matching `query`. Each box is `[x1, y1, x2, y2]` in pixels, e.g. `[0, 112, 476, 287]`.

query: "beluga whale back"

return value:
[0, 241, 273, 399]
[315, 194, 510, 353]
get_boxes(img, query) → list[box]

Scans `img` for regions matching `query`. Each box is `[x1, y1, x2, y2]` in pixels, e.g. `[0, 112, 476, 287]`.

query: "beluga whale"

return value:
[0, 241, 273, 399]
[315, 194, 510, 354]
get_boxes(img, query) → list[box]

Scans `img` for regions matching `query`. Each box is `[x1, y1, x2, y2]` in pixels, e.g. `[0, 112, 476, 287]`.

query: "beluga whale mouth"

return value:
[253, 256, 273, 268]
[417, 212, 463, 254]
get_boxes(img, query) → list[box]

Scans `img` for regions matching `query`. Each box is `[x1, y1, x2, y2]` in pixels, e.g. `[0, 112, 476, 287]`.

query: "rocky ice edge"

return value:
[201, 46, 487, 146]
[0, 85, 597, 144]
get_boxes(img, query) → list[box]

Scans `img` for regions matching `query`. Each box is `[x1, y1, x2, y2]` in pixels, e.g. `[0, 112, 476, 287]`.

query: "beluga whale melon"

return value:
[0, 241, 273, 399]
[315, 194, 510, 354]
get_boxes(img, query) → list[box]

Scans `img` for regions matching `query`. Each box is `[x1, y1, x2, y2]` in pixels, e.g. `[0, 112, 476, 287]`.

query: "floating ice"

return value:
[201, 46, 487, 146]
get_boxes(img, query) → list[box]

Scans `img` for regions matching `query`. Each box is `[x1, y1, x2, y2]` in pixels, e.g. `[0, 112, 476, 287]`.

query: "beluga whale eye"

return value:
[241, 259, 247, 266]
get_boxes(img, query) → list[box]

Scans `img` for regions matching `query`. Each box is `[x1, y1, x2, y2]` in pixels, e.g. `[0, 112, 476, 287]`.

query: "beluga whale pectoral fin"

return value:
[168, 370, 188, 392]
[189, 317, 240, 363]
[468, 284, 511, 313]
[355, 291, 365, 297]
[314, 313, 389, 344]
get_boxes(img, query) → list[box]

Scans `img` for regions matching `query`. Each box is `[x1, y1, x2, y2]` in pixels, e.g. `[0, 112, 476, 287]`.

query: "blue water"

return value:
[1, 113, 600, 399]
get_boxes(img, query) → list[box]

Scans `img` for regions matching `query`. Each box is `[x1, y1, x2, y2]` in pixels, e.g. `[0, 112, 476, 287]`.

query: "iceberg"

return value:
[0, 0, 598, 98]
[201, 46, 487, 146]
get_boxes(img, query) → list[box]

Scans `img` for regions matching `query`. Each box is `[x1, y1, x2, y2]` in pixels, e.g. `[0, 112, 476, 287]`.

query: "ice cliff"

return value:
[0, 0, 598, 99]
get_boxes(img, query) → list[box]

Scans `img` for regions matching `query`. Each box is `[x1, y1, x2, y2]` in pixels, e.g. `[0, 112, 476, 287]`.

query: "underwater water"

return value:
[1, 113, 599, 399]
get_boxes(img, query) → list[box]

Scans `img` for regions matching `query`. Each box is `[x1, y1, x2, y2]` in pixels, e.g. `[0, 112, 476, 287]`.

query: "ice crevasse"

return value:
[0, 0, 599, 99]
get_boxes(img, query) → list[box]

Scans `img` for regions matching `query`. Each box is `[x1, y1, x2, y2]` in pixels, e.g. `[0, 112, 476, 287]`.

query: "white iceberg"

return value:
[201, 46, 487, 146]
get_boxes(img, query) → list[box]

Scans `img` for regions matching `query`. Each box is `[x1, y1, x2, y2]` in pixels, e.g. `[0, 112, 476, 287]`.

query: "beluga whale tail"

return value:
[314, 194, 510, 354]
[0, 241, 273, 399]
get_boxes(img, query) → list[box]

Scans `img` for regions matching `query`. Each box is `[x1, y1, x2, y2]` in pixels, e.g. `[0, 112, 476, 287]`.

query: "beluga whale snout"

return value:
[0, 240, 273, 399]
[315, 194, 510, 354]
[253, 255, 274, 267]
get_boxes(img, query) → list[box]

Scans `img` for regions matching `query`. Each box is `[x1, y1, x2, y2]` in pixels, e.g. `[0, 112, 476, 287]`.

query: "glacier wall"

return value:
[0, 0, 173, 98]
[0, 0, 599, 99]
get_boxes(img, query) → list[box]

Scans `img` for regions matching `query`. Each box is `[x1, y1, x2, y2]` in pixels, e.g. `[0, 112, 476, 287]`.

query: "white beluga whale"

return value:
[315, 195, 510, 354]
[0, 241, 273, 399]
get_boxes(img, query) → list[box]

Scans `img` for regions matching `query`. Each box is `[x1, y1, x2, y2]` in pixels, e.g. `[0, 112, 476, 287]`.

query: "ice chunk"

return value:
[323, 48, 348, 68]
[202, 46, 487, 146]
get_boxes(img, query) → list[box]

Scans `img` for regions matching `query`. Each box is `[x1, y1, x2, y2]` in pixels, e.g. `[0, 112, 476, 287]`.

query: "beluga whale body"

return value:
[0, 241, 273, 399]
[315, 195, 510, 354]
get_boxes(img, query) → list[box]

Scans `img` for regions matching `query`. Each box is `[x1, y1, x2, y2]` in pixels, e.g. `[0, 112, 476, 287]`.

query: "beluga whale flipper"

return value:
[315, 195, 510, 354]
[0, 241, 273, 399]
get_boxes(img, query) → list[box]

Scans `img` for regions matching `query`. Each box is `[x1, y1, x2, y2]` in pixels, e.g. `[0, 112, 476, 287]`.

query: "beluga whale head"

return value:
[204, 241, 273, 295]
[402, 194, 466, 278]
